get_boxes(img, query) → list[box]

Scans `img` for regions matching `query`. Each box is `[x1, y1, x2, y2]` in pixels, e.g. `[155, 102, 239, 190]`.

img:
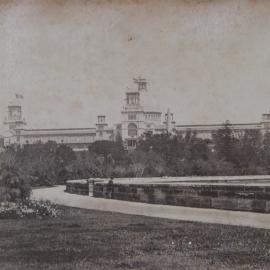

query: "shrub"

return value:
[0, 199, 60, 219]
[0, 165, 31, 202]
[19, 199, 60, 218]
[0, 202, 17, 219]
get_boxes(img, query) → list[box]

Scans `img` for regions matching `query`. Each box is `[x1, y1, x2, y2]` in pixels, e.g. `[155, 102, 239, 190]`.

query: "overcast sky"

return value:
[1, 0, 270, 131]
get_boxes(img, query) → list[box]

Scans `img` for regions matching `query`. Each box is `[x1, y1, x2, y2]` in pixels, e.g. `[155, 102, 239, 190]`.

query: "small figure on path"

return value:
[107, 176, 114, 199]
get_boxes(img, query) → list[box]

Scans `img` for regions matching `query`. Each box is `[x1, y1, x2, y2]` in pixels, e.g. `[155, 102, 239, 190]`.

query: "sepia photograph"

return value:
[1, 0, 270, 269]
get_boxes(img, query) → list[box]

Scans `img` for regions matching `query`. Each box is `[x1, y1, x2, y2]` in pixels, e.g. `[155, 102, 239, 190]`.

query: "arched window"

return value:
[128, 123, 138, 137]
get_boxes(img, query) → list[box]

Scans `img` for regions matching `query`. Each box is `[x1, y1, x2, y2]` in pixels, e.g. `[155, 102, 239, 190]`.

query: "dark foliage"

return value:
[0, 165, 31, 202]
[1, 125, 270, 187]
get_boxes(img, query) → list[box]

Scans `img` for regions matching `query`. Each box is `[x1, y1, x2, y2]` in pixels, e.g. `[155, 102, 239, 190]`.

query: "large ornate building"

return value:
[2, 78, 270, 150]
[121, 78, 165, 148]
[2, 99, 114, 151]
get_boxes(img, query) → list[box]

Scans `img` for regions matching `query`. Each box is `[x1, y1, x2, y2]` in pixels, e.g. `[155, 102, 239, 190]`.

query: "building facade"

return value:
[2, 98, 114, 151]
[2, 78, 270, 150]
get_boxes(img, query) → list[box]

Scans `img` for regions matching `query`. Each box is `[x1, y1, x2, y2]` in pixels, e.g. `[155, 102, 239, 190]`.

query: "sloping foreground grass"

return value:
[0, 207, 269, 270]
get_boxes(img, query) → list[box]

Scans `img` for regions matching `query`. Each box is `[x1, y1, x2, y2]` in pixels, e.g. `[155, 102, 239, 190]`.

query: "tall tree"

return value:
[212, 121, 237, 164]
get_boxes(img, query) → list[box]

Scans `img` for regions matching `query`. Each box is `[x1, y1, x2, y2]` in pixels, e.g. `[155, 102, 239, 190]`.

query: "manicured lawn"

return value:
[0, 207, 269, 270]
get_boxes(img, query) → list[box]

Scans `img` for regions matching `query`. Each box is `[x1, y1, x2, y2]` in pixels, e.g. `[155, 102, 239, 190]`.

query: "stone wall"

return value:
[93, 183, 270, 213]
[66, 180, 89, 195]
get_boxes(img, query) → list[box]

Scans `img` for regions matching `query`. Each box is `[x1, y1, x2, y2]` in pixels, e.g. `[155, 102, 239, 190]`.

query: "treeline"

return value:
[1, 123, 270, 186]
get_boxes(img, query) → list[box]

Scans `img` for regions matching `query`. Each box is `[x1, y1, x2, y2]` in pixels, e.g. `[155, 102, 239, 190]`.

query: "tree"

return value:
[68, 152, 103, 179]
[0, 165, 31, 202]
[0, 136, 4, 148]
[13, 142, 77, 185]
[137, 133, 178, 167]
[258, 132, 270, 174]
[54, 144, 76, 182]
[212, 121, 238, 164]
[89, 140, 125, 161]
[127, 150, 165, 177]
[236, 130, 262, 174]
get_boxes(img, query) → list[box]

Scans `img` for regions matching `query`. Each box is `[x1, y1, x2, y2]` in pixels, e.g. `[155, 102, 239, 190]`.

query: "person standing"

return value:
[107, 176, 114, 199]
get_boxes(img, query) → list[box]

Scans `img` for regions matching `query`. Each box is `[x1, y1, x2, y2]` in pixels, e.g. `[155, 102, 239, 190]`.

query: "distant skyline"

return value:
[1, 0, 270, 132]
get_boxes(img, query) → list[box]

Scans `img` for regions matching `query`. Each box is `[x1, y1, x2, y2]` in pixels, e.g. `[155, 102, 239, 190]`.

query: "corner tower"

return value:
[3, 94, 26, 145]
[96, 115, 108, 140]
[4, 94, 26, 131]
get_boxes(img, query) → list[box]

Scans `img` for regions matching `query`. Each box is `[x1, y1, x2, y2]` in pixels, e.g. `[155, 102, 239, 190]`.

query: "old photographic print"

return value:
[1, 0, 270, 269]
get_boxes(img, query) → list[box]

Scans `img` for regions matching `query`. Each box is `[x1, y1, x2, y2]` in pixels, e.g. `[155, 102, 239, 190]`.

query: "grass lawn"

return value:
[0, 206, 269, 270]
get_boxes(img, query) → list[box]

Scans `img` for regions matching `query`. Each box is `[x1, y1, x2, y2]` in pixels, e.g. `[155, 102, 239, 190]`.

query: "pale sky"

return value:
[1, 0, 270, 132]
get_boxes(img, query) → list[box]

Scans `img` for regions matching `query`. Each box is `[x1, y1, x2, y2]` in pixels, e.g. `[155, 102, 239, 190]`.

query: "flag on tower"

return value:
[133, 77, 148, 92]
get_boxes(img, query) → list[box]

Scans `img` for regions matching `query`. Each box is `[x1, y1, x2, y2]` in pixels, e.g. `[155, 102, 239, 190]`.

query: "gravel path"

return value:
[33, 185, 270, 230]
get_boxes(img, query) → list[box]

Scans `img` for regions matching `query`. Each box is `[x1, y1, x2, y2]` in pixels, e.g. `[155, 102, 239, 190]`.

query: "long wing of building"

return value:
[2, 80, 270, 151]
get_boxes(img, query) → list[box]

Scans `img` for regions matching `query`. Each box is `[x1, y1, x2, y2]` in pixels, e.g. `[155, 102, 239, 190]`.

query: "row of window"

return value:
[127, 96, 139, 105]
[128, 113, 161, 121]
[128, 114, 137, 120]
[22, 135, 95, 144]
[145, 113, 160, 120]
